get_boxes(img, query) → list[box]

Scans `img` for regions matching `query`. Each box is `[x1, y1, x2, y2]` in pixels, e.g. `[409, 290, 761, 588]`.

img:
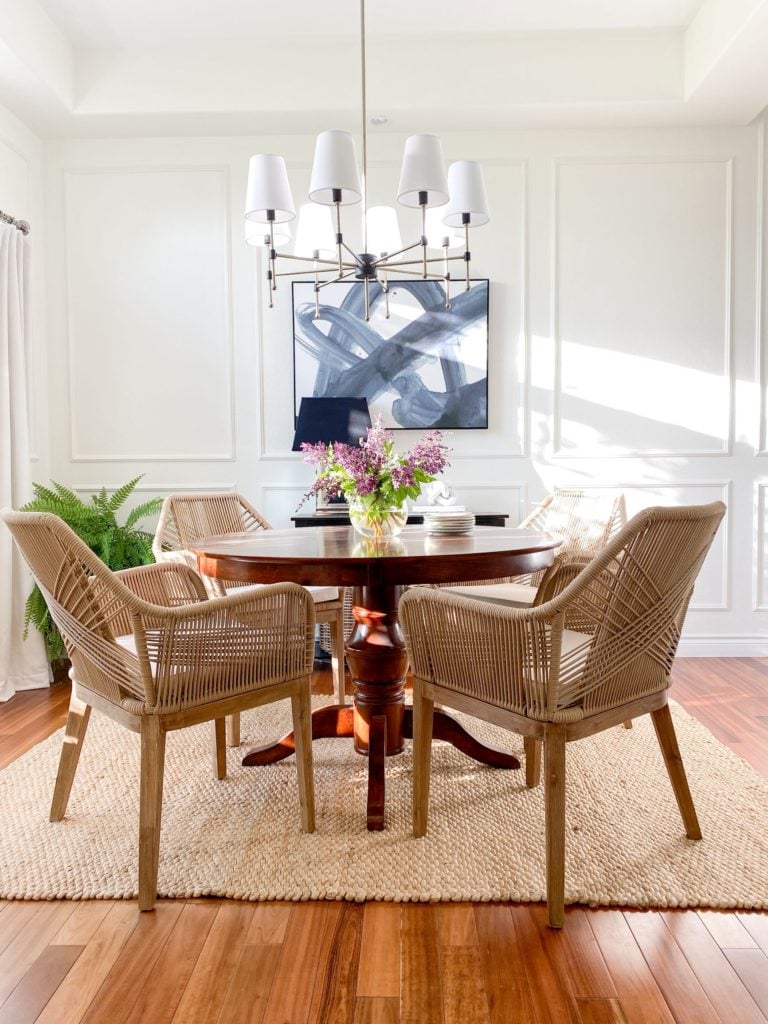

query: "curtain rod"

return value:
[0, 210, 30, 235]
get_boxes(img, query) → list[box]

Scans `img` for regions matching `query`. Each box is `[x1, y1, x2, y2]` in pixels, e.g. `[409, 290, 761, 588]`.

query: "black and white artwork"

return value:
[292, 279, 489, 429]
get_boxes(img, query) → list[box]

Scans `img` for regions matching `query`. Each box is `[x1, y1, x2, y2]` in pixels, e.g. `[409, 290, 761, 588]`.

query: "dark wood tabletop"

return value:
[191, 525, 561, 589]
[291, 511, 509, 528]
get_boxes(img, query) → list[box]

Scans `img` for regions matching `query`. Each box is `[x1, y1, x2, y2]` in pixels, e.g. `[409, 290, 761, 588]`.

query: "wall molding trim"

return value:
[72, 482, 238, 495]
[677, 635, 768, 657]
[63, 164, 236, 463]
[550, 156, 734, 459]
[754, 481, 768, 610]
[757, 118, 768, 455]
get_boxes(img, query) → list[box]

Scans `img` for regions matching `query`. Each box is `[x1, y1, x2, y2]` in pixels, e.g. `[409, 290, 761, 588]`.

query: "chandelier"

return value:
[244, 0, 490, 321]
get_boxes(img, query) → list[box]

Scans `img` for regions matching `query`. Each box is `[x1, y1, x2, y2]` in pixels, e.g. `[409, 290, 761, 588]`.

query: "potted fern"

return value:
[21, 477, 162, 666]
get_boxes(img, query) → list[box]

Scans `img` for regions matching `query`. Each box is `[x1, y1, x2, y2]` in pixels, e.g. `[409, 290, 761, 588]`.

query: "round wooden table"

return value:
[191, 525, 560, 830]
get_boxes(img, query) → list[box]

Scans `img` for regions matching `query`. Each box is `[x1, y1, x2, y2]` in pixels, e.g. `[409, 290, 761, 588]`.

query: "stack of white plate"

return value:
[422, 510, 476, 535]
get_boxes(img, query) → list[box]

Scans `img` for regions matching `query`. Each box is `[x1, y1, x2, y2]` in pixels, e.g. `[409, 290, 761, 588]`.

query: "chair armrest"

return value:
[533, 555, 592, 606]
[399, 586, 561, 721]
[154, 546, 226, 598]
[152, 546, 199, 572]
[129, 582, 316, 713]
[116, 562, 209, 605]
[84, 563, 209, 641]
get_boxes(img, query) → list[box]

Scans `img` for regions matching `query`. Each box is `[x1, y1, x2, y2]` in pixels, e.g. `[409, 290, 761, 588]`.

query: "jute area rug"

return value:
[1, 698, 767, 909]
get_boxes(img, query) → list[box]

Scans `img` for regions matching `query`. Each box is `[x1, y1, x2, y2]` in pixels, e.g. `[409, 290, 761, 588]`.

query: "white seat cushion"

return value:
[224, 582, 339, 604]
[560, 627, 592, 660]
[443, 582, 537, 607]
[305, 585, 340, 604]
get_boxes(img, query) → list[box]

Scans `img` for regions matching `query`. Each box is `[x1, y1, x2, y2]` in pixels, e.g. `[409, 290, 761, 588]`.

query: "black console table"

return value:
[291, 511, 509, 528]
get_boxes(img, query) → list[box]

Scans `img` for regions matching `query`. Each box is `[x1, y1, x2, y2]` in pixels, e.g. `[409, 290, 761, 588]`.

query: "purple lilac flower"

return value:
[300, 441, 331, 467]
[361, 417, 394, 457]
[298, 412, 451, 510]
[391, 463, 416, 489]
[409, 431, 450, 475]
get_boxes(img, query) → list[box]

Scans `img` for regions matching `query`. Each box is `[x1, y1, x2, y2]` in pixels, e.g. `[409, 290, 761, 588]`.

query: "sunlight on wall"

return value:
[557, 338, 729, 453]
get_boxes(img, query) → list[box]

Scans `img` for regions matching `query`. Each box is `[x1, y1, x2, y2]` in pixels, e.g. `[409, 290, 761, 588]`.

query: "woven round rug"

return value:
[0, 698, 766, 908]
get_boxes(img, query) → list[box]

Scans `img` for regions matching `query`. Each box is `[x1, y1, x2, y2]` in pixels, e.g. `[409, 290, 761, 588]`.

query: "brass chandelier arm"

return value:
[379, 255, 465, 269]
[371, 239, 424, 265]
[275, 267, 353, 278]
[371, 266, 454, 279]
[275, 253, 342, 267]
[316, 269, 360, 291]
[341, 240, 362, 263]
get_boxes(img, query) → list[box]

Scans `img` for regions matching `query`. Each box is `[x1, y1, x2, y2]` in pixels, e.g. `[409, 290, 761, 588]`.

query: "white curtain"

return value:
[0, 223, 49, 701]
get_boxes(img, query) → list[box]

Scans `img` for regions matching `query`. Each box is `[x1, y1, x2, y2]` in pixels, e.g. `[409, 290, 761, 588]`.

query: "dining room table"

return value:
[190, 524, 561, 830]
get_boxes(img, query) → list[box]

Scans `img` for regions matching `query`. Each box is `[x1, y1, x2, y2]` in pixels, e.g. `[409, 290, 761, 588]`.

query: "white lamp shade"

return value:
[424, 207, 464, 251]
[245, 219, 291, 248]
[442, 160, 490, 228]
[366, 206, 402, 255]
[397, 134, 449, 209]
[294, 203, 336, 258]
[309, 130, 362, 206]
[245, 154, 295, 223]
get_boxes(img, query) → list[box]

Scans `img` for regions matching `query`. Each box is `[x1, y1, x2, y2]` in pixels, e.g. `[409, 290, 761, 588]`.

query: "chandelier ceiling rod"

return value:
[359, 0, 368, 256]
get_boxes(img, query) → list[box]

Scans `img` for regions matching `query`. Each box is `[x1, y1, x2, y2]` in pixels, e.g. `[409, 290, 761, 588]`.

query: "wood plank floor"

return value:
[0, 658, 766, 1023]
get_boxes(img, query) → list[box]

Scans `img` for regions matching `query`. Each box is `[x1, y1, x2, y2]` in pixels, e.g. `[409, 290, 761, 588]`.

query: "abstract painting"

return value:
[292, 279, 489, 429]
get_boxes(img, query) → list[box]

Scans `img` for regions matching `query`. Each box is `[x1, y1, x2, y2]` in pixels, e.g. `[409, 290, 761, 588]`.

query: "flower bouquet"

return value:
[299, 418, 451, 538]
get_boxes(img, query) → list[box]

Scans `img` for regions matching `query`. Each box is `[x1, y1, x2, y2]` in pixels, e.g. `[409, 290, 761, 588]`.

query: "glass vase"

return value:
[348, 499, 407, 539]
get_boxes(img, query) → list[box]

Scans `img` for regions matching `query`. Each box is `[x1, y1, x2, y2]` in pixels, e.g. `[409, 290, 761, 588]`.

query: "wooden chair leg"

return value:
[329, 613, 346, 704]
[524, 736, 541, 788]
[412, 679, 435, 838]
[212, 718, 227, 780]
[50, 693, 91, 822]
[138, 716, 166, 912]
[226, 713, 241, 747]
[544, 725, 566, 929]
[651, 704, 702, 840]
[623, 720, 633, 730]
[291, 680, 315, 833]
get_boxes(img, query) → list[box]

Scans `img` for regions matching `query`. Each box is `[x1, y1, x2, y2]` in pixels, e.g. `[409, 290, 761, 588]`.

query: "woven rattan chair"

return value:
[3, 509, 316, 912]
[153, 493, 347, 730]
[400, 501, 725, 928]
[437, 488, 627, 608]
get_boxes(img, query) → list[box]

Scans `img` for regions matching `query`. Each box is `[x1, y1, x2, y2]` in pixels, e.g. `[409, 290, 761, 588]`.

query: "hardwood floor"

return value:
[0, 658, 767, 1023]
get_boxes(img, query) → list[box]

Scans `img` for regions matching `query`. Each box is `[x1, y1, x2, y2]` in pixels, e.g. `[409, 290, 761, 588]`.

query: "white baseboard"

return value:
[677, 635, 768, 657]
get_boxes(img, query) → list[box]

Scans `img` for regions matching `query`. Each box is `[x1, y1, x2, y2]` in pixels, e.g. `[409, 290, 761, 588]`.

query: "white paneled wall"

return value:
[40, 118, 768, 654]
[554, 158, 731, 457]
[64, 167, 234, 462]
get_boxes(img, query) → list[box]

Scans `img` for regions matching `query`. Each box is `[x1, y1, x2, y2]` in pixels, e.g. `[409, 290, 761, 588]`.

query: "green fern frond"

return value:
[108, 476, 141, 513]
[99, 532, 113, 567]
[23, 585, 48, 639]
[21, 474, 160, 661]
[92, 486, 109, 513]
[125, 497, 163, 529]
[21, 483, 69, 512]
[51, 481, 82, 505]
[24, 586, 66, 661]
[138, 536, 154, 562]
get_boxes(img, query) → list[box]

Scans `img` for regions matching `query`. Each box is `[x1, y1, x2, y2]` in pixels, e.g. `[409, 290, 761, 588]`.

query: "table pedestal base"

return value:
[242, 582, 520, 830]
[242, 705, 519, 829]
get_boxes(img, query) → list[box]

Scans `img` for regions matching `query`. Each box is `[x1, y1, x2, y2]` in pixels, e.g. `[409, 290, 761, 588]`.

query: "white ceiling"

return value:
[35, 0, 706, 47]
[2, 0, 768, 137]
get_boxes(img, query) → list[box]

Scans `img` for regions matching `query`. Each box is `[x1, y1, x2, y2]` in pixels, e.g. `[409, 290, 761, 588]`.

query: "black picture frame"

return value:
[292, 278, 490, 430]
